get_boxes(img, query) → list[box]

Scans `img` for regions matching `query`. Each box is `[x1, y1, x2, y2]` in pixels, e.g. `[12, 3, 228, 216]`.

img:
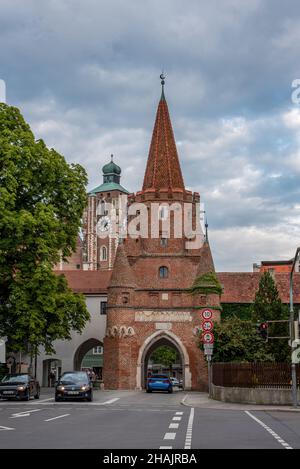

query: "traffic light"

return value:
[257, 322, 268, 341]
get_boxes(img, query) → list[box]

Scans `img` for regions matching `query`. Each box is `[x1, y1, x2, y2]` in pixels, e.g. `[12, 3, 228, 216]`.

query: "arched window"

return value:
[159, 266, 169, 278]
[101, 246, 107, 261]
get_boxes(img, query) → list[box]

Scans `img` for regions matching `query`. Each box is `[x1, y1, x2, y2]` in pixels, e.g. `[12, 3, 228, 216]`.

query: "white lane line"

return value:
[31, 398, 54, 404]
[245, 411, 293, 450]
[184, 407, 194, 450]
[172, 416, 182, 421]
[10, 409, 42, 419]
[164, 433, 176, 440]
[99, 398, 120, 405]
[44, 414, 70, 422]
[159, 446, 172, 449]
[0, 426, 15, 431]
[175, 412, 183, 415]
[169, 423, 179, 429]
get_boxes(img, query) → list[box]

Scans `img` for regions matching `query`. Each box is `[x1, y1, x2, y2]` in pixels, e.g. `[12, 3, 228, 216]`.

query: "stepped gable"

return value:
[109, 242, 136, 289]
[142, 83, 185, 192]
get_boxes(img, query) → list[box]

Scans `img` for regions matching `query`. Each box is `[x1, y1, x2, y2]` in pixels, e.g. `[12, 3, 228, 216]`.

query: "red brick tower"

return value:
[103, 77, 220, 391]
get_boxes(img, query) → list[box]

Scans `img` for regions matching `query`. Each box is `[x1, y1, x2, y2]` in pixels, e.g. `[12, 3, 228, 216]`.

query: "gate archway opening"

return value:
[42, 359, 62, 387]
[73, 338, 103, 380]
[138, 331, 190, 390]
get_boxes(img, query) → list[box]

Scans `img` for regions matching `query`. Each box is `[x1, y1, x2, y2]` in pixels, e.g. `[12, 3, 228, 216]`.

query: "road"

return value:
[0, 389, 299, 449]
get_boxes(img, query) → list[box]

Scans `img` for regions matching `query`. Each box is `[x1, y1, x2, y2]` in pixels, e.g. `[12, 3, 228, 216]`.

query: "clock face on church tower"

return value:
[98, 216, 111, 233]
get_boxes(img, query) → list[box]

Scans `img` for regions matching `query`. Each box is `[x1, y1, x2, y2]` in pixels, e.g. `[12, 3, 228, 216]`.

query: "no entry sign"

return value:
[202, 332, 214, 344]
[201, 309, 213, 320]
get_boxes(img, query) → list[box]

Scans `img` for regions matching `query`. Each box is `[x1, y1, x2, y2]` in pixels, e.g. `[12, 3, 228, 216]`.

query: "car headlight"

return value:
[57, 385, 65, 391]
[81, 385, 90, 391]
[17, 386, 26, 391]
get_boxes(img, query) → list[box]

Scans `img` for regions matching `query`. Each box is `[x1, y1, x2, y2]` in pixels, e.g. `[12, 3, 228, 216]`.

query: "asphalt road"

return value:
[0, 389, 299, 449]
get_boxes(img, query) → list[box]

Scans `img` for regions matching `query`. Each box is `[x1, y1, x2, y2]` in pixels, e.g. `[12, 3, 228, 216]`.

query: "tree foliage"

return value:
[150, 346, 179, 367]
[251, 271, 290, 361]
[0, 104, 90, 354]
[210, 316, 274, 362]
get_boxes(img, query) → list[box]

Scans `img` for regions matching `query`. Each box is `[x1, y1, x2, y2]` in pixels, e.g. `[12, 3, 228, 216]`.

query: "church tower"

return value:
[103, 77, 220, 391]
[82, 155, 129, 271]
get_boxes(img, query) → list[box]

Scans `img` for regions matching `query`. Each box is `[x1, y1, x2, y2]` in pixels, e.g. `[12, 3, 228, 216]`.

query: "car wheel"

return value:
[146, 389, 152, 393]
[87, 393, 93, 402]
[55, 396, 61, 402]
[34, 389, 40, 399]
[168, 388, 173, 394]
[23, 392, 30, 401]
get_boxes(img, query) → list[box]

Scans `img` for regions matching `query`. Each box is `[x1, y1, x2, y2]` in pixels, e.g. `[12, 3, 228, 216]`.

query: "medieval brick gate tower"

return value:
[103, 77, 220, 391]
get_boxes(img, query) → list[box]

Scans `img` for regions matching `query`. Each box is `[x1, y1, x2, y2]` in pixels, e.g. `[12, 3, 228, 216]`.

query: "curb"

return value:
[181, 394, 300, 413]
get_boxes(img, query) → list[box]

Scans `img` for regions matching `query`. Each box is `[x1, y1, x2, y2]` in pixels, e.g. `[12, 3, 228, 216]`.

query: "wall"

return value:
[212, 384, 300, 405]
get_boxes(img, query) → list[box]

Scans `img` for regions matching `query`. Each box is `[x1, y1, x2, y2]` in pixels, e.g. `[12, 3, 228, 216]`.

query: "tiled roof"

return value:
[54, 270, 111, 294]
[217, 272, 300, 303]
[142, 94, 185, 192]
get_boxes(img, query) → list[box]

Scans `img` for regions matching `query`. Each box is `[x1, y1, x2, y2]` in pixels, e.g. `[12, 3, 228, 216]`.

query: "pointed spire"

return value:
[109, 243, 136, 288]
[142, 75, 185, 192]
[195, 242, 215, 278]
[205, 217, 209, 244]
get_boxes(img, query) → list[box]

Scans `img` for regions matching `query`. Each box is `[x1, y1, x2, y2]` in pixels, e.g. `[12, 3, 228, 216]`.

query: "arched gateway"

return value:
[103, 79, 221, 391]
[137, 330, 191, 390]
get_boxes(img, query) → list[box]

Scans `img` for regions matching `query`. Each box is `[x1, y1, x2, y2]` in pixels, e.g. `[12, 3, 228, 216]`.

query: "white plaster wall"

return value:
[36, 295, 107, 385]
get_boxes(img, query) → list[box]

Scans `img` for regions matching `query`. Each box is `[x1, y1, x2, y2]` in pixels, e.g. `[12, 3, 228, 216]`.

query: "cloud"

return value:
[1, 0, 300, 270]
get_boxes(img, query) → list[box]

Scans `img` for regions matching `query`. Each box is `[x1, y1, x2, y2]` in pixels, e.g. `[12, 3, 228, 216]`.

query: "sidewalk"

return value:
[181, 392, 300, 412]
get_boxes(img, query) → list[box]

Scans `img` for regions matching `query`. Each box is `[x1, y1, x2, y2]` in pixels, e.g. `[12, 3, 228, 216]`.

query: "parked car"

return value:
[146, 374, 173, 393]
[169, 377, 180, 387]
[0, 373, 40, 400]
[55, 371, 93, 402]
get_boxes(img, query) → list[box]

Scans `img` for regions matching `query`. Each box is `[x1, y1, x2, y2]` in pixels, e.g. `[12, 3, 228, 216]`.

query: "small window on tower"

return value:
[101, 246, 107, 261]
[159, 266, 169, 278]
[160, 238, 168, 247]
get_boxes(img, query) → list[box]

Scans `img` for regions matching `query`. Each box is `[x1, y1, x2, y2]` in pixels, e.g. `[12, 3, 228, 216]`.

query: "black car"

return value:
[55, 371, 93, 402]
[0, 373, 40, 400]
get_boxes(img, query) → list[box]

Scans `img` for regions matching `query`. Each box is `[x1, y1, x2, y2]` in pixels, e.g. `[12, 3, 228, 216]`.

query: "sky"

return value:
[1, 0, 300, 271]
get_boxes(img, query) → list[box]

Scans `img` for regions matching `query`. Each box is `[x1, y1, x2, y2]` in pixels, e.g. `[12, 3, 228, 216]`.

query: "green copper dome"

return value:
[102, 155, 121, 175]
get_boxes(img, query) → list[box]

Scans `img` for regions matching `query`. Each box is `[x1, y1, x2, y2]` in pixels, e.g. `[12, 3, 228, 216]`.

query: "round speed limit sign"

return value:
[202, 332, 214, 344]
[202, 320, 213, 332]
[201, 309, 213, 320]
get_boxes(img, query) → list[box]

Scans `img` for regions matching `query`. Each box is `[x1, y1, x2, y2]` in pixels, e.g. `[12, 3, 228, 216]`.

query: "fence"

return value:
[212, 362, 300, 389]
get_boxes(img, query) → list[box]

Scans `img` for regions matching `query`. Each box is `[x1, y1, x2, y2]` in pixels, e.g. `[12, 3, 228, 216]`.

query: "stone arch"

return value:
[136, 330, 191, 390]
[73, 338, 103, 371]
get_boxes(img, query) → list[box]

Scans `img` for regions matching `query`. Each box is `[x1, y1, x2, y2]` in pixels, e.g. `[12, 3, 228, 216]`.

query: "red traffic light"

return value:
[260, 323, 268, 329]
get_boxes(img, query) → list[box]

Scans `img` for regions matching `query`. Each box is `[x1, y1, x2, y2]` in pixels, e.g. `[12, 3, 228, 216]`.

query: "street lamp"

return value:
[289, 247, 300, 408]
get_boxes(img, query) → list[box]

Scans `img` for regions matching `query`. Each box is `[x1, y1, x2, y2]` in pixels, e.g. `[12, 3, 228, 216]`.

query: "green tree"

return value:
[211, 316, 274, 362]
[0, 103, 90, 358]
[252, 272, 290, 362]
[150, 346, 179, 370]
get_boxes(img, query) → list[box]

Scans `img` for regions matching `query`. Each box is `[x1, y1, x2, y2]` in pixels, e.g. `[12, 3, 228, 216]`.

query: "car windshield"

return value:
[59, 372, 89, 385]
[149, 375, 169, 380]
[1, 374, 29, 384]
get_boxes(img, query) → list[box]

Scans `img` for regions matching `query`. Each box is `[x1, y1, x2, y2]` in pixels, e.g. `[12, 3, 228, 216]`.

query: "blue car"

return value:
[146, 374, 173, 393]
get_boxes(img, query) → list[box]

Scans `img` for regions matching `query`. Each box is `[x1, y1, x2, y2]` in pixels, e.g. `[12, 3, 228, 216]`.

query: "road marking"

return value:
[175, 412, 183, 415]
[172, 416, 181, 421]
[45, 414, 70, 422]
[169, 423, 179, 429]
[245, 411, 293, 450]
[31, 398, 54, 404]
[164, 433, 176, 440]
[0, 426, 15, 431]
[159, 446, 172, 449]
[99, 398, 120, 405]
[10, 409, 42, 419]
[184, 407, 194, 450]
